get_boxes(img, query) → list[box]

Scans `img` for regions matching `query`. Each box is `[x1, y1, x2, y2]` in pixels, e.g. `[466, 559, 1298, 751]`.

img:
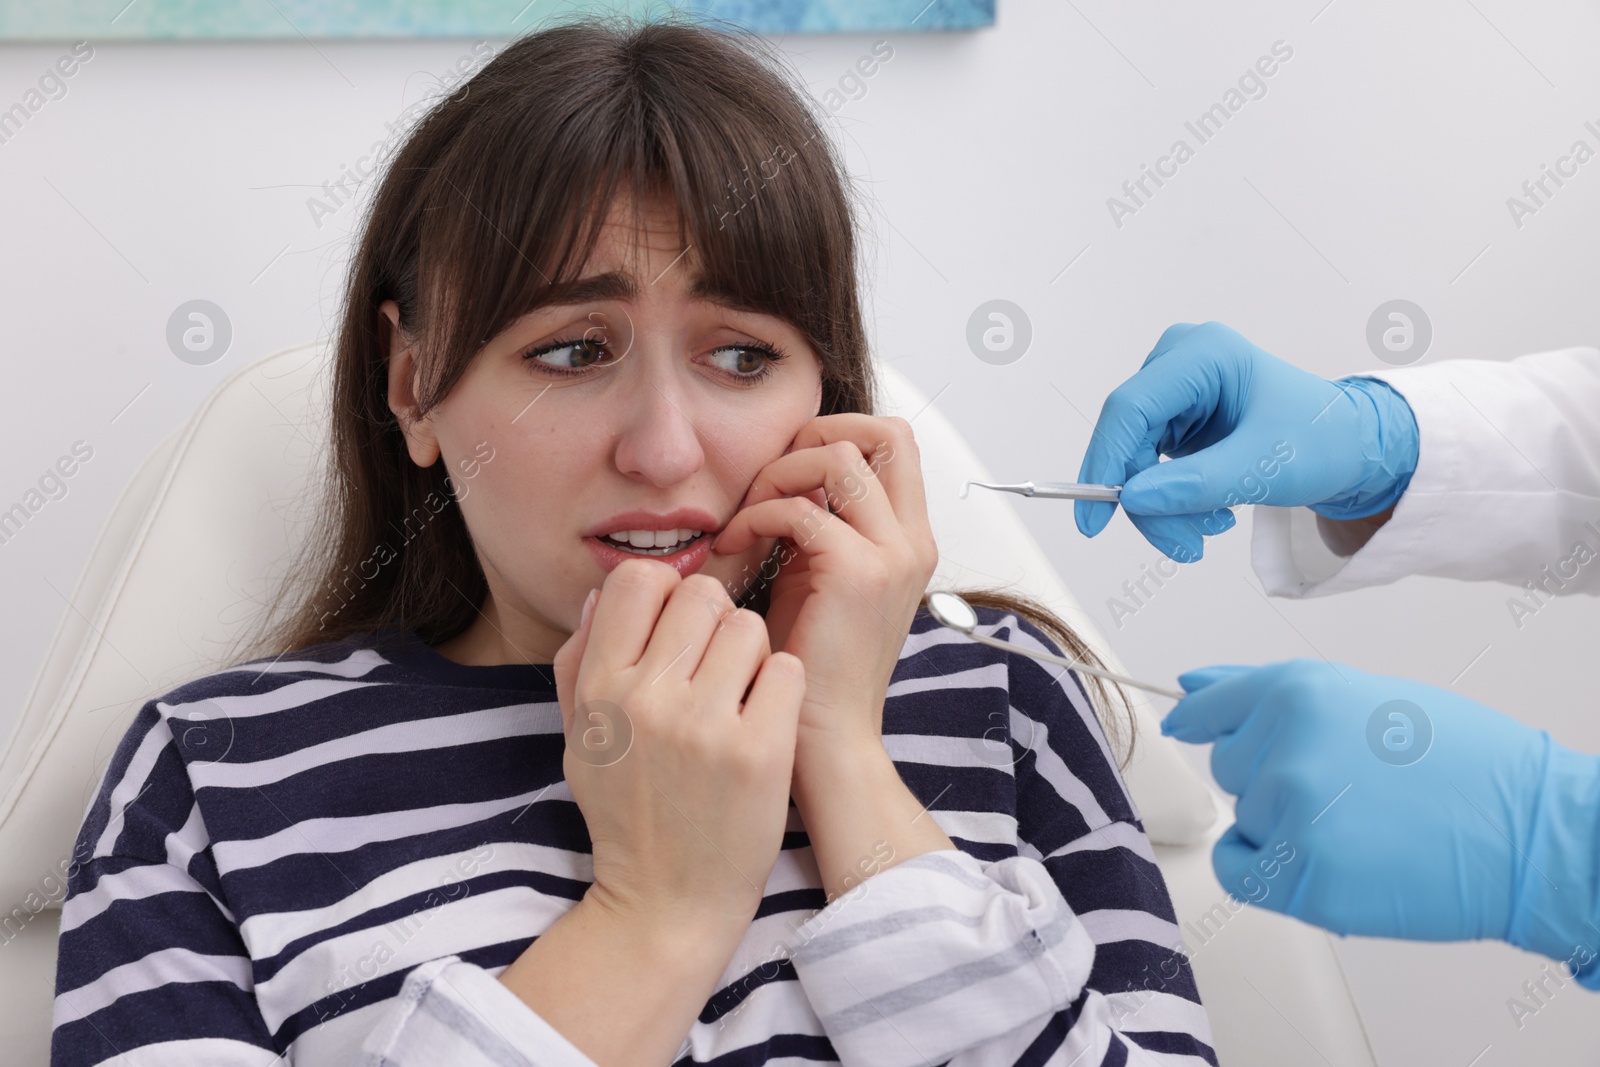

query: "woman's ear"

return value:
[381, 300, 442, 468]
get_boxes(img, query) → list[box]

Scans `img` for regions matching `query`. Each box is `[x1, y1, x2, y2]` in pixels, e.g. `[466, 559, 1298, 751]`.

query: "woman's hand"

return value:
[710, 414, 952, 902]
[710, 413, 938, 756]
[551, 558, 805, 938]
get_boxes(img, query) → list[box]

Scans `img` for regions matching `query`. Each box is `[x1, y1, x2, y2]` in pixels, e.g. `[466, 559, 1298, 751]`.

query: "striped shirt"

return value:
[51, 605, 1216, 1066]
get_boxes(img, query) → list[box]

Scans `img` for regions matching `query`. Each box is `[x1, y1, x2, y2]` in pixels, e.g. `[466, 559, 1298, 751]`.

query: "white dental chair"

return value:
[0, 341, 1378, 1066]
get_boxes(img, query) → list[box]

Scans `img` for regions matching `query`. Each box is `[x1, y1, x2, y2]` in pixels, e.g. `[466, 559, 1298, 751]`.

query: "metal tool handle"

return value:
[961, 480, 1123, 502]
[1030, 482, 1122, 502]
[960, 630, 1185, 699]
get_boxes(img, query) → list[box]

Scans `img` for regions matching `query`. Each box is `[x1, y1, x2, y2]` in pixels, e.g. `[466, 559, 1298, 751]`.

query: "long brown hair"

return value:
[229, 15, 1135, 766]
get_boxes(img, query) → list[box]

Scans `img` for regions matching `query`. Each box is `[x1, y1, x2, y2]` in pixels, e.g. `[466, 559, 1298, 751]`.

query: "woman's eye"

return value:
[525, 337, 610, 371]
[707, 344, 777, 378]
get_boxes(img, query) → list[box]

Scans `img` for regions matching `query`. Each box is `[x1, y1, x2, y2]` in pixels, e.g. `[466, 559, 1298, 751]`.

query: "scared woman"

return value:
[51, 17, 1214, 1067]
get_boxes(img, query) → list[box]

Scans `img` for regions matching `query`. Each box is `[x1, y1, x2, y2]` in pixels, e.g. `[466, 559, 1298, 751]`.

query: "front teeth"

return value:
[604, 528, 704, 552]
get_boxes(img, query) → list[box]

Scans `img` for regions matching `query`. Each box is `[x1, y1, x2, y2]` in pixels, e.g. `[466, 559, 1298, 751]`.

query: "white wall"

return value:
[4, 0, 1599, 1061]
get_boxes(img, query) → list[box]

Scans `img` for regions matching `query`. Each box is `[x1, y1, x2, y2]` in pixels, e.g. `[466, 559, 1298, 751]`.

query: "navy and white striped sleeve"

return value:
[786, 612, 1216, 1067]
[52, 700, 283, 1066]
[787, 846, 1099, 1066]
[51, 696, 603, 1067]
[351, 956, 600, 1067]
[1003, 613, 1217, 1065]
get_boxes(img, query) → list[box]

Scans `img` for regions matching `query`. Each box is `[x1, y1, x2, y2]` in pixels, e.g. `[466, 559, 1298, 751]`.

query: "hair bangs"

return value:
[403, 19, 859, 415]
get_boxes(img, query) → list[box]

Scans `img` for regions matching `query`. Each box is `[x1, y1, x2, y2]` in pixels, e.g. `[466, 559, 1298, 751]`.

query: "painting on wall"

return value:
[0, 0, 994, 39]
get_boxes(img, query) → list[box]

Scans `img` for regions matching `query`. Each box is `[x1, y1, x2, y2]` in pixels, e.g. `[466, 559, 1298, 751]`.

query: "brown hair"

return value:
[230, 15, 1135, 765]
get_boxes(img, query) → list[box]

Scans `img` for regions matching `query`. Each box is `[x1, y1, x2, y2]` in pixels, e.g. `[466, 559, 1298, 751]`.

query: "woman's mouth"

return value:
[600, 528, 707, 556]
[582, 527, 717, 576]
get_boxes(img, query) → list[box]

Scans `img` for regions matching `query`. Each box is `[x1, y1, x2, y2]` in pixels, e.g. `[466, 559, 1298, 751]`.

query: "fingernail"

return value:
[579, 588, 597, 630]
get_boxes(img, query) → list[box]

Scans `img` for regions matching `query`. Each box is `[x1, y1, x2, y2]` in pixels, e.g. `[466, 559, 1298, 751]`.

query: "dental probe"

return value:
[925, 590, 1185, 700]
[960, 480, 1123, 503]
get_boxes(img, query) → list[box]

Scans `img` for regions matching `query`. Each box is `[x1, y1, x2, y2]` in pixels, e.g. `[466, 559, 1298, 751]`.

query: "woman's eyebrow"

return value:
[536, 271, 637, 306]
[534, 270, 774, 320]
[688, 276, 775, 319]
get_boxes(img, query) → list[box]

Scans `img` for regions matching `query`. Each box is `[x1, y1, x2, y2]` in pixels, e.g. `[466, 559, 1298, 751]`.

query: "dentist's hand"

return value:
[1075, 322, 1420, 562]
[1165, 658, 1600, 982]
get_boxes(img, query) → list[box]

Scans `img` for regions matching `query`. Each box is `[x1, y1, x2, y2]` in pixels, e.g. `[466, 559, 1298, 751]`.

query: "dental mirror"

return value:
[926, 590, 981, 633]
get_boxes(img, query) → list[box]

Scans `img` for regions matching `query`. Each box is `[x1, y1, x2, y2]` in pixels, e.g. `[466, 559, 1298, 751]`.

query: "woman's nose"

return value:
[611, 374, 708, 487]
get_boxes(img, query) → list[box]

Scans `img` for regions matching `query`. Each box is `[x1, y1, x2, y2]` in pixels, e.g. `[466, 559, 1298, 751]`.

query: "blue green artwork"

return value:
[0, 0, 994, 39]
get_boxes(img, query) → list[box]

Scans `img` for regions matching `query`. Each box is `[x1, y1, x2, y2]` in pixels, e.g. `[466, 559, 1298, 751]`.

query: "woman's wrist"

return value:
[792, 738, 956, 903]
[498, 889, 748, 1066]
[580, 881, 752, 960]
[791, 733, 891, 807]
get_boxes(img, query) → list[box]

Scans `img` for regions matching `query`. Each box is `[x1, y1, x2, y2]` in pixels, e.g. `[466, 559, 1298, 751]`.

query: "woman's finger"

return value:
[581, 557, 680, 678]
[712, 494, 865, 560]
[738, 650, 805, 751]
[694, 607, 773, 711]
[736, 441, 901, 544]
[781, 414, 929, 542]
[635, 574, 736, 686]
[552, 587, 599, 735]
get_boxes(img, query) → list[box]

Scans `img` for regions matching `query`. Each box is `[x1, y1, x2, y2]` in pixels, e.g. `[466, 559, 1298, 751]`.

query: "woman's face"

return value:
[383, 194, 825, 663]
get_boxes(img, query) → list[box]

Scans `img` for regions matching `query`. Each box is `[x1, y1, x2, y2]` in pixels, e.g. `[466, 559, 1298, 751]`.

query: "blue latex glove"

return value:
[1165, 658, 1600, 984]
[1076, 322, 1421, 562]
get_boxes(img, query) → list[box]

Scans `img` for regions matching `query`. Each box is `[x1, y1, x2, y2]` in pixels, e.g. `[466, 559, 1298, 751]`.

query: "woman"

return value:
[51, 17, 1215, 1067]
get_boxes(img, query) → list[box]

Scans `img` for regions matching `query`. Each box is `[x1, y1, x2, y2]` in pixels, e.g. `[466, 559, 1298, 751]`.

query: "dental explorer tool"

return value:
[926, 590, 1185, 700]
[960, 480, 1122, 503]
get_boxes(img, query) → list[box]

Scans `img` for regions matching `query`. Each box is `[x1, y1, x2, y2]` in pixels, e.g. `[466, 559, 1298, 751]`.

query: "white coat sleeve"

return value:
[1252, 346, 1600, 597]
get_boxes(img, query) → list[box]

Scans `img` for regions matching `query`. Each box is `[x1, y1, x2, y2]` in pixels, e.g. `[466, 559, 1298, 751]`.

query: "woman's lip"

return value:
[584, 507, 723, 539]
[582, 533, 716, 577]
